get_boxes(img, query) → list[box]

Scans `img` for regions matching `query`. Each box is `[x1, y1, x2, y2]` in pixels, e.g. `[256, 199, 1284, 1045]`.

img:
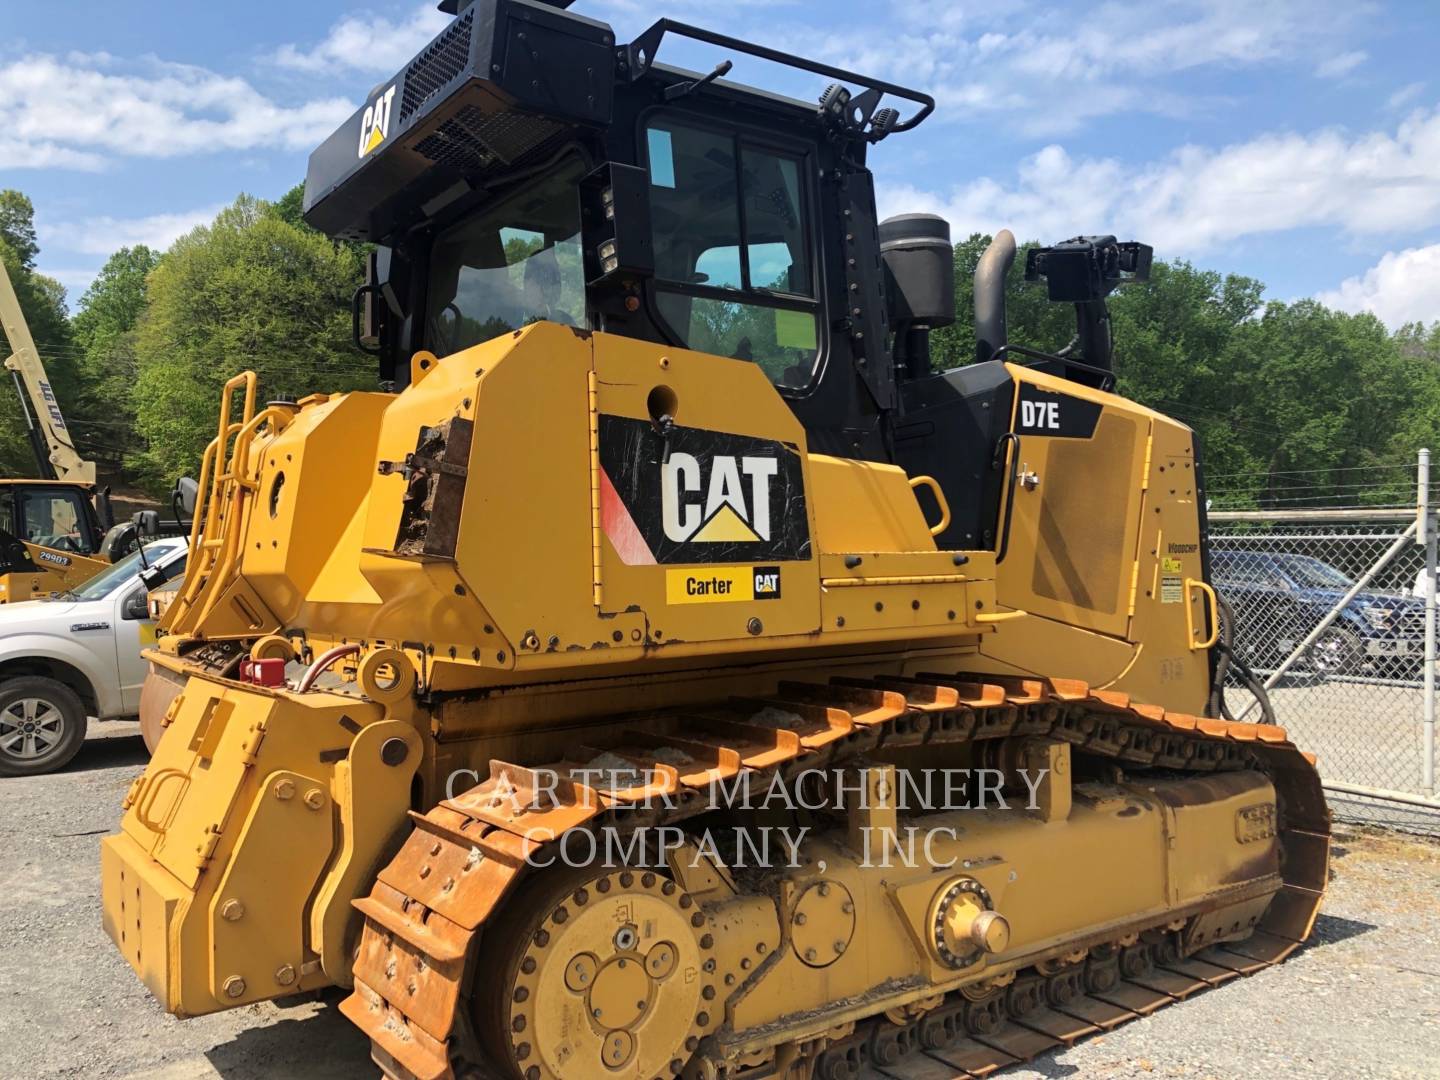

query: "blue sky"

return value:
[7, 0, 1440, 328]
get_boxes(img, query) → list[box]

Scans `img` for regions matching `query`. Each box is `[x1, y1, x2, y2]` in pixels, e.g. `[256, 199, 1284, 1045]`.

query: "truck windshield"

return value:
[426, 155, 587, 357]
[1282, 557, 1355, 590]
[61, 539, 186, 602]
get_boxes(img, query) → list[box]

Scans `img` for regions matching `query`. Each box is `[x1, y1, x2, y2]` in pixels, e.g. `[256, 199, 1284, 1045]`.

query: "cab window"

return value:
[646, 119, 819, 389]
[20, 490, 95, 555]
[426, 155, 587, 357]
[0, 497, 13, 537]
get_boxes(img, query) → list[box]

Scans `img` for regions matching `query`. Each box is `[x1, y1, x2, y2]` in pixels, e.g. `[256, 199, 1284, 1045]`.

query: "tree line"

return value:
[932, 235, 1439, 509]
[0, 187, 369, 492]
[1, 186, 1437, 510]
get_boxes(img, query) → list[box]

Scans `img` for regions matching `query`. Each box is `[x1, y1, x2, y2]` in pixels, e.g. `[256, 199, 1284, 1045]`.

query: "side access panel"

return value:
[996, 367, 1150, 638]
[592, 334, 822, 644]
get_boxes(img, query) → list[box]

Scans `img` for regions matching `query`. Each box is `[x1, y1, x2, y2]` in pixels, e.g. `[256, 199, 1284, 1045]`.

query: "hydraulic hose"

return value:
[1208, 594, 1276, 725]
[298, 643, 361, 693]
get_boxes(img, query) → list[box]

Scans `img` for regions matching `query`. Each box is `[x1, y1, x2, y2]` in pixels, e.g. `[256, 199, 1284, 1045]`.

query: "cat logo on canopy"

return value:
[357, 85, 397, 158]
[598, 416, 810, 566]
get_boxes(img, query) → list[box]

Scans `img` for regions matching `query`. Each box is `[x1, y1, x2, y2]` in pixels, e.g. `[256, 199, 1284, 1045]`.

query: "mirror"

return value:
[95, 487, 115, 532]
[122, 588, 149, 621]
[131, 509, 161, 538]
[100, 523, 139, 564]
[174, 476, 199, 518]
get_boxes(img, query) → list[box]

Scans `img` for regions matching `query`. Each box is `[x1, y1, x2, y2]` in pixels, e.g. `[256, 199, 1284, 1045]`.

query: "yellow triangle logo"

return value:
[364, 123, 386, 154]
[691, 503, 761, 543]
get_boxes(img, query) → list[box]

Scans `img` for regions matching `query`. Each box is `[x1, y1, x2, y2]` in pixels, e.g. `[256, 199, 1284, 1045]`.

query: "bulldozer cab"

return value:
[304, 0, 935, 465]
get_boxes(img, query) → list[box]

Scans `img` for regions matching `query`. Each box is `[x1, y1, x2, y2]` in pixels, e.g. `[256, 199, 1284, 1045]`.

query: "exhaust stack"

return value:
[974, 229, 1016, 364]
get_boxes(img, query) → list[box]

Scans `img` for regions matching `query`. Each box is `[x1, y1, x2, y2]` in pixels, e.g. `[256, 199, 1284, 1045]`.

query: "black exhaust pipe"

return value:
[974, 229, 1015, 364]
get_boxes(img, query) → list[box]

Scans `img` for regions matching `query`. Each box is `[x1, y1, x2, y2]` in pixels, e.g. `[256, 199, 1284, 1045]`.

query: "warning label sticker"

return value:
[1160, 575, 1184, 604]
[1161, 557, 1183, 574]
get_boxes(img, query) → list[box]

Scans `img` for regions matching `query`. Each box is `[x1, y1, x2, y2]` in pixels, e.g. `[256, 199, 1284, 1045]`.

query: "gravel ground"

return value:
[1, 722, 1436, 1079]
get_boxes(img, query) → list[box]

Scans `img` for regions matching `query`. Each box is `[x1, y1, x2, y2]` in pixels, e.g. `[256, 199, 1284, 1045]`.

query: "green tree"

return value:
[132, 195, 372, 484]
[270, 183, 307, 232]
[67, 246, 161, 475]
[0, 190, 40, 269]
[1210, 301, 1419, 508]
[929, 234, 1434, 509]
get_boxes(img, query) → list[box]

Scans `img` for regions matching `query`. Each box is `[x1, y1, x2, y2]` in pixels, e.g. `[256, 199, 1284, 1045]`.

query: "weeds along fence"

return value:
[1207, 452, 1440, 832]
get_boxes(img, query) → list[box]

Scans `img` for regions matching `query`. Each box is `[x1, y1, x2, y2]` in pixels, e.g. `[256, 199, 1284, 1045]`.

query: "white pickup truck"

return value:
[0, 537, 188, 776]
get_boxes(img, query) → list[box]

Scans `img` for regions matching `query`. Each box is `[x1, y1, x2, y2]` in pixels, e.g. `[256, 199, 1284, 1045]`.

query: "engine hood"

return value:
[0, 598, 89, 629]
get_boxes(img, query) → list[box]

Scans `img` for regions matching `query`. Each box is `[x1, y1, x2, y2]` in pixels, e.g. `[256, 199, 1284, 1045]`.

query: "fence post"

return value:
[1423, 449, 1436, 796]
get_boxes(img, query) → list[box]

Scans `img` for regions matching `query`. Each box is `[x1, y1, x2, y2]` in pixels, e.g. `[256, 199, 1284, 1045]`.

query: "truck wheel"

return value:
[1308, 626, 1363, 679]
[0, 677, 87, 777]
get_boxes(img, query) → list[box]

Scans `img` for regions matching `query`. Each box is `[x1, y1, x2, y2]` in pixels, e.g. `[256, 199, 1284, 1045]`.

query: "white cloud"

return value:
[1314, 50, 1367, 79]
[878, 108, 1440, 255]
[1389, 81, 1425, 109]
[40, 205, 225, 256]
[0, 137, 104, 172]
[755, 0, 1359, 135]
[1318, 245, 1440, 329]
[273, 4, 450, 74]
[0, 54, 353, 171]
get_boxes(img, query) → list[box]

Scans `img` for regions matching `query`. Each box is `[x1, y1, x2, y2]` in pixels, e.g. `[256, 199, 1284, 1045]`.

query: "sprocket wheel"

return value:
[486, 868, 717, 1080]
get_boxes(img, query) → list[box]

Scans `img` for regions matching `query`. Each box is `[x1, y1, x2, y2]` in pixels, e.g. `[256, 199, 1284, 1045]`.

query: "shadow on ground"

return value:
[202, 1002, 372, 1080]
[60, 732, 150, 774]
[1305, 912, 1378, 948]
[1014, 1052, 1083, 1078]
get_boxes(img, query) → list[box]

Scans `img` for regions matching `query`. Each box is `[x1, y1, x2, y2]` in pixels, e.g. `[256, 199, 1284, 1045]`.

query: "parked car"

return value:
[0, 537, 188, 776]
[1211, 549, 1426, 678]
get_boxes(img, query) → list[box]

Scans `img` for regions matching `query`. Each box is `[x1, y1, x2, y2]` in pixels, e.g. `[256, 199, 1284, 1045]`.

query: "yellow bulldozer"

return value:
[102, 3, 1329, 1078]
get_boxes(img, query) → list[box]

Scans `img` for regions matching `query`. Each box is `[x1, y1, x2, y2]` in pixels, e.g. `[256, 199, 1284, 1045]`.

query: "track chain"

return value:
[339, 672, 1331, 1080]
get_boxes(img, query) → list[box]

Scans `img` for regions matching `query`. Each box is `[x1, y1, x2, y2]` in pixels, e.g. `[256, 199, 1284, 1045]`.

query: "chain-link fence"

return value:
[1208, 493, 1439, 832]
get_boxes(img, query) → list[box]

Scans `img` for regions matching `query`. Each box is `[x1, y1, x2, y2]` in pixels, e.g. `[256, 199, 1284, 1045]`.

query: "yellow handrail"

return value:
[1185, 578, 1221, 651]
[190, 405, 290, 628]
[166, 433, 231, 631]
[908, 475, 952, 538]
[166, 373, 259, 634]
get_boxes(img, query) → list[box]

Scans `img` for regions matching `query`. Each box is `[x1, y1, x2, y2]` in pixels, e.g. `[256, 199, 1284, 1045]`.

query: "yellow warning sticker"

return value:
[667, 567, 752, 604]
[774, 308, 818, 350]
[1162, 557, 1183, 574]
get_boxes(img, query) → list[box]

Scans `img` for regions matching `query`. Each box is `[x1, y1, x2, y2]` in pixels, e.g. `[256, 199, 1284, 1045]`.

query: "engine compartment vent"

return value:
[412, 106, 567, 171]
[401, 10, 475, 121]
